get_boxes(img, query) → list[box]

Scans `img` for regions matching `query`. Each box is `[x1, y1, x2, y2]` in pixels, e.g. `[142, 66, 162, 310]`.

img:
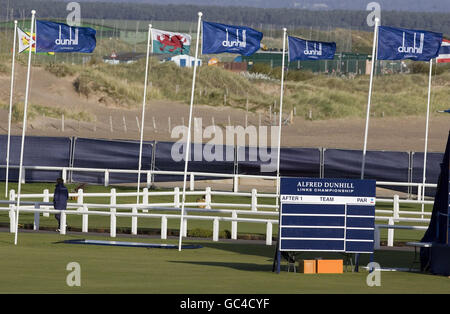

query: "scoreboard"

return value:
[279, 177, 376, 253]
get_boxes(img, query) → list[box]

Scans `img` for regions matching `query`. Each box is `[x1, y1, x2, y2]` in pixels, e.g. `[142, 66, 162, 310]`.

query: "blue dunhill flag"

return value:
[377, 26, 442, 61]
[288, 36, 336, 61]
[36, 20, 96, 53]
[202, 21, 262, 56]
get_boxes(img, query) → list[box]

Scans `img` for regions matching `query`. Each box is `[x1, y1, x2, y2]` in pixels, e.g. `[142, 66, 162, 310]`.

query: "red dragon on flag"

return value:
[152, 29, 191, 55]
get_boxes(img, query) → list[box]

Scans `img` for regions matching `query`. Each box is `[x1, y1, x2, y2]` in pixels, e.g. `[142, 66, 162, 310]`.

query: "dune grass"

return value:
[0, 103, 93, 123]
[1, 24, 449, 120]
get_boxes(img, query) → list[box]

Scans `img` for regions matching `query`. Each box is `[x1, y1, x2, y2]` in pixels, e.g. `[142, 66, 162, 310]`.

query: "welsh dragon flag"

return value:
[152, 28, 191, 55]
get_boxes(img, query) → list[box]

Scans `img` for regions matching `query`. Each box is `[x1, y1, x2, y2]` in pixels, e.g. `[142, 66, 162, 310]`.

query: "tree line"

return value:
[1, 0, 450, 36]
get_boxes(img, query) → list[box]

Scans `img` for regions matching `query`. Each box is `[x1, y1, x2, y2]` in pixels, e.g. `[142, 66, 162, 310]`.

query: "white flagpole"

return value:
[14, 10, 36, 245]
[421, 59, 433, 212]
[276, 28, 287, 202]
[361, 17, 380, 179]
[136, 24, 152, 204]
[178, 11, 202, 251]
[6, 20, 18, 198]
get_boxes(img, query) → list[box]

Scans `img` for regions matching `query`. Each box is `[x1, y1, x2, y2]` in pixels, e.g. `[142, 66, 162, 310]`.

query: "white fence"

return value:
[1, 165, 439, 195]
[0, 182, 436, 247]
[1, 165, 277, 192]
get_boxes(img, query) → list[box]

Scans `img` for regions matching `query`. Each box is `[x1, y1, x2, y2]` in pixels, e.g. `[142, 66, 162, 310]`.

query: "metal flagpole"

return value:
[6, 20, 18, 198]
[14, 10, 35, 245]
[136, 24, 152, 205]
[276, 28, 287, 203]
[421, 59, 433, 213]
[357, 17, 379, 272]
[275, 27, 287, 274]
[178, 11, 202, 251]
[361, 17, 380, 179]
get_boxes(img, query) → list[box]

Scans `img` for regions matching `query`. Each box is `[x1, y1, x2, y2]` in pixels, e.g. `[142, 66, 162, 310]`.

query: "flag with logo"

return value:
[17, 27, 55, 55]
[35, 20, 96, 53]
[288, 36, 336, 61]
[17, 27, 35, 53]
[377, 26, 442, 61]
[202, 21, 263, 56]
[437, 39, 450, 63]
[152, 28, 191, 55]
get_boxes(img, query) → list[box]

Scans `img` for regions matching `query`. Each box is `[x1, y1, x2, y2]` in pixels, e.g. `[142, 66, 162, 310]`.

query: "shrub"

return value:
[187, 228, 231, 239]
[73, 75, 90, 97]
[286, 69, 314, 81]
[249, 63, 272, 76]
[410, 62, 446, 75]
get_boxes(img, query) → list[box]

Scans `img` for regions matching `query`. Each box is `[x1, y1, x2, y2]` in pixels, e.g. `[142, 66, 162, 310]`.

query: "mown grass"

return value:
[0, 231, 449, 294]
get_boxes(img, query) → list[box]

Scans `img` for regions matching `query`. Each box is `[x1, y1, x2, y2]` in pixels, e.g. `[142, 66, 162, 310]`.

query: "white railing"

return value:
[0, 165, 277, 192]
[1, 205, 279, 246]
[1, 165, 438, 194]
[1, 183, 435, 247]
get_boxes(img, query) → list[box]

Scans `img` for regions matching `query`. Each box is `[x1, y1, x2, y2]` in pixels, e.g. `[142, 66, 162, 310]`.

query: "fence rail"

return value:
[0, 164, 438, 194]
[0, 182, 435, 247]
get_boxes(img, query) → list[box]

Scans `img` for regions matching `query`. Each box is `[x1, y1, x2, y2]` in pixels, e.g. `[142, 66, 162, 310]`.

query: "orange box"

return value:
[299, 260, 317, 274]
[316, 259, 343, 274]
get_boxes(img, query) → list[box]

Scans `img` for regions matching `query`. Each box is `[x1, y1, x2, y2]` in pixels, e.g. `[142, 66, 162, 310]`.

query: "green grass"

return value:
[0, 182, 276, 238]
[0, 103, 93, 123]
[0, 232, 449, 293]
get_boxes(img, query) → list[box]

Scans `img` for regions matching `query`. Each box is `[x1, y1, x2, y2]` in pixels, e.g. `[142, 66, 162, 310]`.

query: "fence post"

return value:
[251, 189, 258, 211]
[233, 175, 239, 192]
[183, 218, 187, 237]
[161, 215, 167, 240]
[9, 190, 15, 233]
[77, 188, 84, 211]
[266, 222, 273, 246]
[142, 188, 149, 213]
[9, 207, 15, 233]
[213, 218, 219, 241]
[33, 203, 40, 231]
[62, 168, 67, 184]
[388, 218, 394, 247]
[110, 188, 116, 238]
[82, 205, 88, 233]
[190, 173, 195, 191]
[174, 187, 180, 208]
[104, 170, 109, 187]
[43, 189, 50, 217]
[374, 225, 380, 250]
[21, 169, 25, 184]
[393, 194, 400, 220]
[132, 207, 137, 235]
[146, 171, 152, 189]
[60, 211, 66, 235]
[231, 211, 237, 240]
[205, 187, 211, 209]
